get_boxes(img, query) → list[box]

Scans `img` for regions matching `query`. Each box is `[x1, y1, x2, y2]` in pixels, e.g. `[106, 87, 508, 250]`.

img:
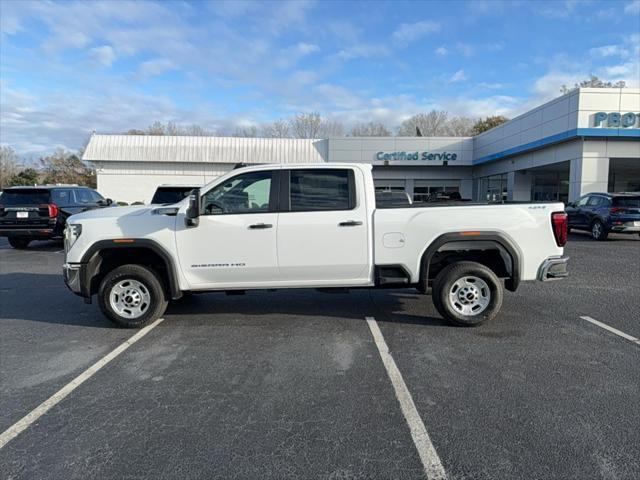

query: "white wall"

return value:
[95, 161, 234, 203]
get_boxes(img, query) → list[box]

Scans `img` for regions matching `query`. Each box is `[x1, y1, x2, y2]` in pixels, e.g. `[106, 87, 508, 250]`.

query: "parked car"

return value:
[0, 185, 112, 249]
[150, 185, 200, 205]
[63, 164, 568, 329]
[566, 192, 640, 240]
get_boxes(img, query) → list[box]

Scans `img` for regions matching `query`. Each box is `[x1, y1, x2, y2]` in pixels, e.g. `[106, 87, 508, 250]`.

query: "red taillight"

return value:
[610, 207, 625, 215]
[551, 212, 568, 247]
[48, 203, 59, 218]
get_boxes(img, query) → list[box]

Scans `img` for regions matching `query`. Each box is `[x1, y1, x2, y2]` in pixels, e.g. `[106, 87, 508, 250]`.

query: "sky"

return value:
[1, 0, 639, 158]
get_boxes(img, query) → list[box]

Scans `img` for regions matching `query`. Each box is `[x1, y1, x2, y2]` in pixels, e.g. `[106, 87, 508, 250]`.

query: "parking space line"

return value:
[0, 318, 164, 449]
[365, 317, 446, 480]
[580, 316, 640, 346]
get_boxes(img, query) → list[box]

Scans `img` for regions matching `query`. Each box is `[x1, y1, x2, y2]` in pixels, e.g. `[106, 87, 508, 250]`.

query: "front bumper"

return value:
[538, 256, 569, 281]
[63, 263, 87, 297]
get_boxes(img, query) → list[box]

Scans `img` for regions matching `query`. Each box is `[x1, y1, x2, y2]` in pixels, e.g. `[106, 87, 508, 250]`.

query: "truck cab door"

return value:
[174, 170, 279, 289]
[276, 168, 371, 286]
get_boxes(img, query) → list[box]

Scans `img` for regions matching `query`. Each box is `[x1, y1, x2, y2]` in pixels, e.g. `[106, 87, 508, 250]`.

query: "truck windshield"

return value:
[151, 188, 194, 204]
[0, 189, 51, 205]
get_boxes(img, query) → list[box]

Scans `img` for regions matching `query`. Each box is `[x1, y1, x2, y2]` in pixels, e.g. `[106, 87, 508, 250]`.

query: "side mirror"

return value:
[106, 198, 113, 206]
[185, 189, 200, 227]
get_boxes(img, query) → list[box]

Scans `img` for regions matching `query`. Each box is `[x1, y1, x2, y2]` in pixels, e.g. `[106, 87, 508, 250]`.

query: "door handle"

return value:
[338, 220, 363, 227]
[248, 223, 273, 229]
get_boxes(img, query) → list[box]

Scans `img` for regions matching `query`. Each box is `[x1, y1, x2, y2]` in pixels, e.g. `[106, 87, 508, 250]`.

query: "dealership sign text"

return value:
[376, 151, 458, 162]
[594, 112, 640, 128]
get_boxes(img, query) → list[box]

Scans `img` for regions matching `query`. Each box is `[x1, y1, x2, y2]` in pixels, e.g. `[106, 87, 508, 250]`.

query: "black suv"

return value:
[0, 185, 112, 249]
[150, 184, 200, 204]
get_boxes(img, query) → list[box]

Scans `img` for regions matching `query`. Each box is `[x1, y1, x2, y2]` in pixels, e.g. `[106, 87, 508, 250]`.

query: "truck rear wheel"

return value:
[98, 264, 168, 328]
[432, 261, 503, 327]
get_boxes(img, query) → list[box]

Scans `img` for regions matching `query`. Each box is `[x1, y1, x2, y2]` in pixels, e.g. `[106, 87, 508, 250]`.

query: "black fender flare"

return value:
[80, 239, 182, 299]
[420, 231, 522, 292]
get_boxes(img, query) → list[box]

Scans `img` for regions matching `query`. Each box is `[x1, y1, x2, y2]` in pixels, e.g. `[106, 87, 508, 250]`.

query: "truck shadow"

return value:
[0, 273, 446, 328]
[0, 273, 112, 328]
[165, 288, 447, 327]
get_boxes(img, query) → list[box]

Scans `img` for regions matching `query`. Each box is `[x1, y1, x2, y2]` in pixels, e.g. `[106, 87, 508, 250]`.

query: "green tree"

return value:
[10, 168, 40, 186]
[472, 116, 509, 135]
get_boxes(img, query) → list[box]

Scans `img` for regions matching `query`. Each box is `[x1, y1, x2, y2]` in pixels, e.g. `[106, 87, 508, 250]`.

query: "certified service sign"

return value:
[375, 151, 458, 162]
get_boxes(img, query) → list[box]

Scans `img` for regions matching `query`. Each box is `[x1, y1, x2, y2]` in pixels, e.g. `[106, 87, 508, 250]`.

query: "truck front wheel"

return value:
[432, 261, 503, 327]
[98, 264, 168, 328]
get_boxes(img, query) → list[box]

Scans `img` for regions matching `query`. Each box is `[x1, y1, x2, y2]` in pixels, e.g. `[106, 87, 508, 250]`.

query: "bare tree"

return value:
[472, 116, 509, 135]
[398, 111, 449, 136]
[147, 121, 166, 135]
[183, 124, 214, 136]
[0, 146, 20, 189]
[261, 119, 291, 138]
[164, 121, 180, 136]
[290, 112, 323, 138]
[125, 129, 146, 135]
[233, 125, 258, 138]
[443, 116, 476, 136]
[350, 122, 391, 137]
[561, 75, 626, 94]
[39, 149, 95, 187]
[318, 119, 344, 138]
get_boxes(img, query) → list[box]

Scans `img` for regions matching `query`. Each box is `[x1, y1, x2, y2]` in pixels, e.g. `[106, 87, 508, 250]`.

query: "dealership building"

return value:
[84, 87, 640, 204]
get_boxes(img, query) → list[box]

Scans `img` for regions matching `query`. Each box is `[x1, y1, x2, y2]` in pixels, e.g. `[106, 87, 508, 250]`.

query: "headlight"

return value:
[65, 223, 82, 251]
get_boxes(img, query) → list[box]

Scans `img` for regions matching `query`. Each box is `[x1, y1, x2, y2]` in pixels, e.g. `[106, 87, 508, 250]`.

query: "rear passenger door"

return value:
[276, 168, 370, 285]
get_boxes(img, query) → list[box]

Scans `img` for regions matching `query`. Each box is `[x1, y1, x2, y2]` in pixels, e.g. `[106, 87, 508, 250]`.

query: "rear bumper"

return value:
[538, 256, 569, 281]
[0, 228, 55, 238]
[610, 225, 640, 233]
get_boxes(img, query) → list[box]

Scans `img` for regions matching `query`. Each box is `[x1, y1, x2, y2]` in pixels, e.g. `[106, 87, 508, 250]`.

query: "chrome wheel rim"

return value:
[109, 279, 151, 319]
[448, 276, 491, 316]
[592, 222, 601, 238]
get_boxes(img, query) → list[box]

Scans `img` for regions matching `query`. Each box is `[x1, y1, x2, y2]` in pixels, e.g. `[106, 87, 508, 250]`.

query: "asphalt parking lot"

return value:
[1, 233, 638, 480]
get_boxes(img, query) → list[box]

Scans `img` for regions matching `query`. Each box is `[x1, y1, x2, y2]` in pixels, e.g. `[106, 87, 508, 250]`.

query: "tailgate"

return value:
[0, 189, 53, 229]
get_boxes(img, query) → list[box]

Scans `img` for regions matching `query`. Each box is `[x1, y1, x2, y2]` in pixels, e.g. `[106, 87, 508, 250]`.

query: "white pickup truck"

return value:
[63, 164, 569, 328]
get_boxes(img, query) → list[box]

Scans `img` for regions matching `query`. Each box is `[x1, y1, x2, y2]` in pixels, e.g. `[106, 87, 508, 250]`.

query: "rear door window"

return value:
[51, 189, 73, 206]
[74, 189, 98, 205]
[612, 197, 640, 208]
[288, 169, 354, 212]
[0, 189, 50, 205]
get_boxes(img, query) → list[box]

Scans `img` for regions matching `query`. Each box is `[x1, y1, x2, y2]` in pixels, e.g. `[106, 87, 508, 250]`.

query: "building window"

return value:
[477, 175, 508, 203]
[413, 180, 460, 203]
[374, 179, 406, 193]
[531, 172, 569, 203]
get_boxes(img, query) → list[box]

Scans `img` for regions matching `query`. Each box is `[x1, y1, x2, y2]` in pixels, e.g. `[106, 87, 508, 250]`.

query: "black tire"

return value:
[98, 264, 168, 328]
[432, 261, 503, 327]
[8, 237, 31, 249]
[590, 220, 609, 241]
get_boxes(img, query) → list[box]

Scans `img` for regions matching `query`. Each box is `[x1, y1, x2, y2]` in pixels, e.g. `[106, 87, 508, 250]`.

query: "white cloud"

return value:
[624, 0, 640, 14]
[136, 58, 176, 78]
[477, 82, 505, 90]
[295, 42, 320, 55]
[435, 46, 448, 56]
[336, 43, 389, 60]
[450, 69, 467, 83]
[590, 45, 626, 58]
[392, 20, 440, 46]
[89, 45, 117, 67]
